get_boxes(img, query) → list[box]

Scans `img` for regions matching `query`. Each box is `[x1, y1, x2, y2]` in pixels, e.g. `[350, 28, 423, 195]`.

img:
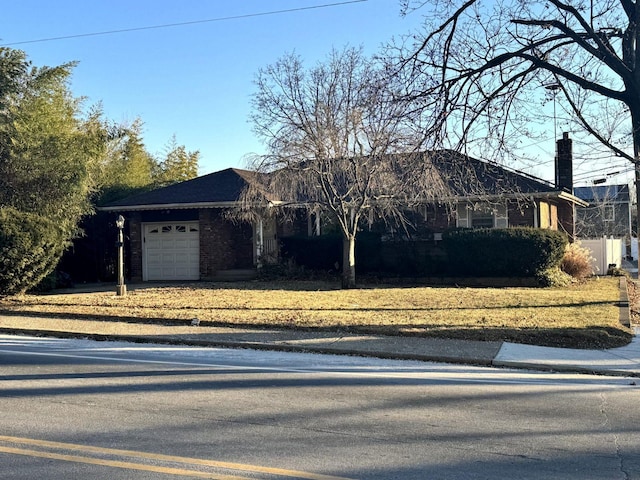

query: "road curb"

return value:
[492, 359, 640, 378]
[620, 276, 631, 327]
[0, 327, 498, 367]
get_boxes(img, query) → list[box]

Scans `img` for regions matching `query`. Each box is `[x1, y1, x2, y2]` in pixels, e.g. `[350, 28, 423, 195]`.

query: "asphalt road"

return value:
[1, 334, 639, 480]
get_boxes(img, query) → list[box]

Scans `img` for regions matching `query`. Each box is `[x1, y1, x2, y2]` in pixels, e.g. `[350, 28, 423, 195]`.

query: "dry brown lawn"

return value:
[0, 276, 633, 348]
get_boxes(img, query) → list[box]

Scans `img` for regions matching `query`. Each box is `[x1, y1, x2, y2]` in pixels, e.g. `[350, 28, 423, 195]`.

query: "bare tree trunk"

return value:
[341, 234, 356, 289]
[635, 162, 640, 273]
[633, 116, 640, 273]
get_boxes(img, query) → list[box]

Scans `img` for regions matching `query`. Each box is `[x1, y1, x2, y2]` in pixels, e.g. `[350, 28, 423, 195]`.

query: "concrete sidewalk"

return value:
[0, 314, 638, 377]
[494, 327, 640, 376]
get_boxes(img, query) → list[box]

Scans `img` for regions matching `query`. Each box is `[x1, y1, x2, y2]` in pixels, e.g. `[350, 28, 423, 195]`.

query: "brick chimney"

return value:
[555, 132, 573, 192]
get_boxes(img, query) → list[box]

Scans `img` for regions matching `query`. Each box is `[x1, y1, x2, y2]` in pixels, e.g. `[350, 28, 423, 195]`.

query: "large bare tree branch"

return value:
[397, 0, 637, 161]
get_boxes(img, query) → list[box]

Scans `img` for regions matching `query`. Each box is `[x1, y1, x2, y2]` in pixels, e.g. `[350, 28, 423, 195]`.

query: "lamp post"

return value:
[115, 214, 127, 296]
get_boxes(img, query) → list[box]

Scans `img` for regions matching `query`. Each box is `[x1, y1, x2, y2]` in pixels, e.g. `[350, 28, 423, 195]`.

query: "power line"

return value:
[0, 1, 368, 46]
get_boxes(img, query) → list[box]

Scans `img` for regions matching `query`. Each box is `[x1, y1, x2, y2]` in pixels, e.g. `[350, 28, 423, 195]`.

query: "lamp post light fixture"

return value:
[115, 214, 127, 296]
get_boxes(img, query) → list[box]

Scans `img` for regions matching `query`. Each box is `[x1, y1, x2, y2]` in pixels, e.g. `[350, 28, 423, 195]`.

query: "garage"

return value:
[143, 222, 200, 281]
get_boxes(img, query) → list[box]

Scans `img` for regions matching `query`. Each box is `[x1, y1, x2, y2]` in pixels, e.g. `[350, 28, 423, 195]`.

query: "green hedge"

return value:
[0, 207, 67, 296]
[442, 227, 568, 277]
[279, 233, 448, 276]
[280, 228, 567, 279]
[280, 235, 343, 271]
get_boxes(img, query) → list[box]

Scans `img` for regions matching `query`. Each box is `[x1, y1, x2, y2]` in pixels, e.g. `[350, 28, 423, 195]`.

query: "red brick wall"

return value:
[128, 212, 143, 282]
[199, 210, 253, 280]
[508, 202, 536, 227]
[557, 201, 576, 240]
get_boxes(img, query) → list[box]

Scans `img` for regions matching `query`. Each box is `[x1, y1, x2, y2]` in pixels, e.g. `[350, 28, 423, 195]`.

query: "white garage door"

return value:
[143, 223, 200, 281]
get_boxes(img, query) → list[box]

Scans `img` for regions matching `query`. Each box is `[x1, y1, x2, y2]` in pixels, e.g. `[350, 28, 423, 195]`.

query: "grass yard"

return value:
[0, 276, 633, 349]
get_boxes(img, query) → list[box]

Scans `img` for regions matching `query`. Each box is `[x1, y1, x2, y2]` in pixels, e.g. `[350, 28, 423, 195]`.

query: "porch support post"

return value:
[256, 217, 264, 268]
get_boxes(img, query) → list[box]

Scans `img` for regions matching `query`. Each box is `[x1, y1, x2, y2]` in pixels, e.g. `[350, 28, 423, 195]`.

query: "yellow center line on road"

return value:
[0, 435, 355, 480]
[0, 445, 247, 479]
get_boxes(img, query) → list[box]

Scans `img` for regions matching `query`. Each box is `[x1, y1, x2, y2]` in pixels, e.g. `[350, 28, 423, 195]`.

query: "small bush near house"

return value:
[443, 227, 568, 278]
[536, 267, 573, 287]
[30, 270, 74, 293]
[560, 241, 595, 280]
[0, 207, 67, 296]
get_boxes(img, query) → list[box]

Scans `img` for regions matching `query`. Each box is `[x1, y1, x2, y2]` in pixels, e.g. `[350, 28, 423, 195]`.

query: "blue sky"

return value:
[1, 0, 427, 175]
[2, 0, 634, 188]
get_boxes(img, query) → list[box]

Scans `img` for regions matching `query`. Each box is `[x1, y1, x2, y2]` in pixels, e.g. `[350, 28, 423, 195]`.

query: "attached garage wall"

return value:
[126, 209, 254, 282]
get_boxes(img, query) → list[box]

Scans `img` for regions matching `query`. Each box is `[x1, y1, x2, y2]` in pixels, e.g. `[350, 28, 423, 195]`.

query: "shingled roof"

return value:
[429, 150, 557, 197]
[100, 152, 584, 212]
[100, 168, 256, 211]
[573, 184, 630, 203]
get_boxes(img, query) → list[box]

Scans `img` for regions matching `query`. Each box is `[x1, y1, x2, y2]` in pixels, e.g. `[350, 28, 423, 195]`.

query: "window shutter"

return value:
[539, 201, 550, 228]
[495, 205, 508, 228]
[456, 203, 470, 227]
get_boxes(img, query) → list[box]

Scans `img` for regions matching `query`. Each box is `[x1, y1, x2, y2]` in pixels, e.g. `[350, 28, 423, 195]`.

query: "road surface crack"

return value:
[600, 392, 630, 480]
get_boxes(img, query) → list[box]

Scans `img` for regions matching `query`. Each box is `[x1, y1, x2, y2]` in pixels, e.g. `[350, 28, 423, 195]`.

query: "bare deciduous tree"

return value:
[243, 47, 447, 288]
[396, 0, 640, 256]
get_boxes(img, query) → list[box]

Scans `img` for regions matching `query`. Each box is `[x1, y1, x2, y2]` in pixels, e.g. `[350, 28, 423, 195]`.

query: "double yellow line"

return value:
[0, 435, 353, 480]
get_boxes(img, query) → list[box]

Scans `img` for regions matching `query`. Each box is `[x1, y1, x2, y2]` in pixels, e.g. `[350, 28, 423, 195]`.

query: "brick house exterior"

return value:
[101, 168, 257, 282]
[100, 147, 586, 282]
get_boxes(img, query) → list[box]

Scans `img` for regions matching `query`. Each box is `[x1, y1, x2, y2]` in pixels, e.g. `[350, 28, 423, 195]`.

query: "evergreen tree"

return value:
[154, 135, 200, 186]
[0, 47, 107, 294]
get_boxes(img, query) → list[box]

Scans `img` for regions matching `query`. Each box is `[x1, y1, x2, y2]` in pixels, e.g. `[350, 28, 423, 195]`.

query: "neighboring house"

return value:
[573, 184, 632, 239]
[100, 140, 586, 282]
[573, 183, 633, 270]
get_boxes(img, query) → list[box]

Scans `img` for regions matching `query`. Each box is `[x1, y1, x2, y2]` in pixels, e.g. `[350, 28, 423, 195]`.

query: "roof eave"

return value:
[437, 191, 589, 206]
[556, 191, 589, 207]
[98, 201, 242, 212]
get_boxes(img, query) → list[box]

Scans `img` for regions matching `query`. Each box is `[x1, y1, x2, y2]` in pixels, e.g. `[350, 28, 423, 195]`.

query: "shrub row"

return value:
[280, 227, 568, 279]
[442, 227, 568, 277]
[279, 233, 447, 276]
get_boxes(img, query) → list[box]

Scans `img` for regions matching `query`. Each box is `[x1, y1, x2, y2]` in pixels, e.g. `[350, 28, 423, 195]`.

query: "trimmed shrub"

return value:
[560, 241, 595, 280]
[536, 267, 573, 287]
[0, 207, 67, 296]
[442, 227, 568, 277]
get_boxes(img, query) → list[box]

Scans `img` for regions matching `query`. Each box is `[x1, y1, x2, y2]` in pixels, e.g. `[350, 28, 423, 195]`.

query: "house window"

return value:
[307, 211, 321, 236]
[456, 203, 509, 228]
[161, 225, 172, 233]
[457, 203, 508, 229]
[471, 209, 494, 228]
[604, 205, 615, 222]
[550, 204, 558, 230]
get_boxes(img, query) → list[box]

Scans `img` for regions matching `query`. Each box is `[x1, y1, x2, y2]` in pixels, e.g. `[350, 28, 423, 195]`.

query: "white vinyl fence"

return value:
[580, 237, 623, 275]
